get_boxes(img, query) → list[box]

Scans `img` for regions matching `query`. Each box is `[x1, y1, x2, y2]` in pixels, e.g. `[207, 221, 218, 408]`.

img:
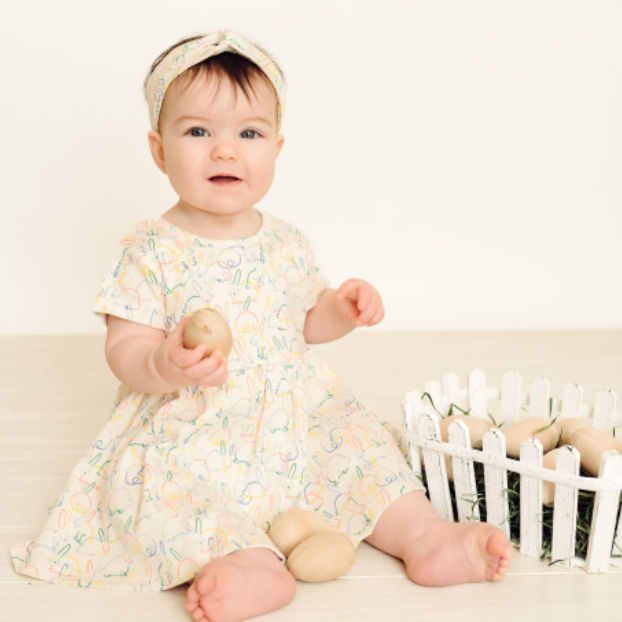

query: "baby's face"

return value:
[148, 72, 284, 218]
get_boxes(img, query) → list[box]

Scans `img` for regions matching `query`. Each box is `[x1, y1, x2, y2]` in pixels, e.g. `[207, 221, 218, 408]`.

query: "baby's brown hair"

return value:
[143, 32, 286, 129]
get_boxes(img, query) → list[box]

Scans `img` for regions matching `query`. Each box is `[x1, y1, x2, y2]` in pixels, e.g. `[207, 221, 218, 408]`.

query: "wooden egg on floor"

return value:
[268, 510, 328, 557]
[286, 532, 356, 582]
[184, 308, 233, 358]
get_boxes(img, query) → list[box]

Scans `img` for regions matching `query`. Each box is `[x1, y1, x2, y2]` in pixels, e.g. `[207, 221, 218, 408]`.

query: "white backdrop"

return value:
[1, 0, 620, 335]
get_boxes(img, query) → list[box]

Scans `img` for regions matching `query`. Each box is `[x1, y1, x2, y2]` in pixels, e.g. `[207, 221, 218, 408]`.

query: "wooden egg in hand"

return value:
[286, 532, 356, 582]
[268, 510, 328, 557]
[184, 309, 233, 358]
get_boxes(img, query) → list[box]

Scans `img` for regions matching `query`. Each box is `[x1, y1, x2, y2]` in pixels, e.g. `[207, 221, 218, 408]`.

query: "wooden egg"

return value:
[504, 417, 560, 458]
[440, 415, 493, 449]
[286, 532, 356, 583]
[558, 417, 593, 446]
[569, 427, 622, 477]
[542, 448, 561, 506]
[267, 510, 328, 558]
[184, 309, 233, 358]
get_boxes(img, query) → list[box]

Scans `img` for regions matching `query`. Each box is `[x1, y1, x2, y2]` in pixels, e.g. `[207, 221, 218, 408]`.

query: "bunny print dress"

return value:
[11, 210, 424, 591]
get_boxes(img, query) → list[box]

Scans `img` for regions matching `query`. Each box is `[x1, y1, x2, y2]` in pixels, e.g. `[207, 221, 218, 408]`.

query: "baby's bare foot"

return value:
[186, 547, 296, 622]
[403, 521, 513, 587]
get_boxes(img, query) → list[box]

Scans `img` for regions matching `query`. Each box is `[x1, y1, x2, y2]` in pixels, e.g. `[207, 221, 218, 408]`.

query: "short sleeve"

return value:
[302, 234, 331, 312]
[91, 235, 167, 330]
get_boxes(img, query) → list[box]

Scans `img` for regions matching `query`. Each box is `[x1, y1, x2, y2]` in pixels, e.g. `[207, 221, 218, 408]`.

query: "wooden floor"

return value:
[2, 331, 622, 621]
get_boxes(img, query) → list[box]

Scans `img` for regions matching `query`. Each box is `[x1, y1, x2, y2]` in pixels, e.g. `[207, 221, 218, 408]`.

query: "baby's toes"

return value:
[500, 542, 513, 567]
[187, 581, 200, 608]
[489, 553, 512, 581]
[487, 529, 511, 559]
[195, 567, 221, 598]
[186, 578, 213, 621]
[484, 530, 512, 581]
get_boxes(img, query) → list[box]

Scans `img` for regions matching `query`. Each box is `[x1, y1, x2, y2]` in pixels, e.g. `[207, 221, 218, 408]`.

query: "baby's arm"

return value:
[105, 315, 228, 394]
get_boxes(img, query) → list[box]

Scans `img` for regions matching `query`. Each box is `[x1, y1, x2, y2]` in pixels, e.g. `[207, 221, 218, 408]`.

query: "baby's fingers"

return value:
[168, 316, 192, 346]
[170, 342, 207, 368]
[184, 350, 224, 380]
[197, 359, 229, 388]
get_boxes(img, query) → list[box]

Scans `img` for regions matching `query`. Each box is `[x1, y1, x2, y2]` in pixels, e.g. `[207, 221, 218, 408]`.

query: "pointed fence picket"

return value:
[400, 369, 622, 573]
[417, 412, 453, 522]
[561, 384, 583, 420]
[520, 439, 543, 558]
[448, 420, 480, 522]
[482, 429, 510, 536]
[551, 445, 580, 568]
[500, 372, 521, 428]
[585, 451, 622, 572]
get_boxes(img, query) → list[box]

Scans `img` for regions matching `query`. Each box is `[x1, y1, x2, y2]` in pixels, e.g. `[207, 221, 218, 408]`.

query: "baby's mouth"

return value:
[210, 176, 242, 185]
[210, 175, 240, 183]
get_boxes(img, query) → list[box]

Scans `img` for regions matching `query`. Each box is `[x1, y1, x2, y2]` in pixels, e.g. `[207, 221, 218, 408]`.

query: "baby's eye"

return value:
[189, 127, 208, 137]
[241, 129, 260, 139]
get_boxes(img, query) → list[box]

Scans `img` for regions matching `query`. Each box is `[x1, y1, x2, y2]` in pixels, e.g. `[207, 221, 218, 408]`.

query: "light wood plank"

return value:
[3, 571, 622, 622]
[3, 332, 622, 621]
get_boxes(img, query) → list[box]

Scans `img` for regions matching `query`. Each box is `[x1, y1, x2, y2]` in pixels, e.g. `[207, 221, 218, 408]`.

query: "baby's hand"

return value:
[153, 316, 229, 390]
[335, 278, 385, 327]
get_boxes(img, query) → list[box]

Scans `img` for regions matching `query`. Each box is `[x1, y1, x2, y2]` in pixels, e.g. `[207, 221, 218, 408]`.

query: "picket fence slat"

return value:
[560, 383, 583, 419]
[585, 451, 622, 572]
[468, 369, 487, 418]
[520, 438, 544, 558]
[482, 428, 510, 536]
[592, 390, 616, 434]
[443, 373, 461, 410]
[402, 391, 422, 477]
[417, 411, 454, 522]
[500, 371, 521, 428]
[529, 377, 550, 419]
[613, 489, 622, 567]
[551, 445, 580, 568]
[424, 380, 444, 415]
[448, 421, 480, 522]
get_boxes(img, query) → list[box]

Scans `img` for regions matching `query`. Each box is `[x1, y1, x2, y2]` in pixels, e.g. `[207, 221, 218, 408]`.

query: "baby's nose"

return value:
[211, 139, 238, 159]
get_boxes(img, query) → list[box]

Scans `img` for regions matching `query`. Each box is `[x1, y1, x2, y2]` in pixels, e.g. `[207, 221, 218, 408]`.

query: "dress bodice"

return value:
[92, 210, 331, 371]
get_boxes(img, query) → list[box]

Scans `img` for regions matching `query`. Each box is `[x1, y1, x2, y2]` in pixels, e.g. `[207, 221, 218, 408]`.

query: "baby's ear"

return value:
[147, 129, 167, 174]
[276, 133, 285, 157]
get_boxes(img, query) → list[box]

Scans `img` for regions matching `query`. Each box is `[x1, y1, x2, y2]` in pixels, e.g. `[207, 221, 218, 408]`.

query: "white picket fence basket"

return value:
[400, 369, 622, 573]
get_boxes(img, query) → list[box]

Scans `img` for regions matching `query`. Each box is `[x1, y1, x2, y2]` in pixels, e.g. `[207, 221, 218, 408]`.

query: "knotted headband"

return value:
[145, 28, 286, 133]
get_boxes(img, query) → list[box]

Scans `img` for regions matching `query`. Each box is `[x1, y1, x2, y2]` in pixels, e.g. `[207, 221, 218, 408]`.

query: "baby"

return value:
[11, 29, 512, 622]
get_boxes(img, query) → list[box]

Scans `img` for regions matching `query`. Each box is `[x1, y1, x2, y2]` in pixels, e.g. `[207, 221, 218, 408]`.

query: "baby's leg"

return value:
[364, 490, 512, 586]
[186, 547, 296, 622]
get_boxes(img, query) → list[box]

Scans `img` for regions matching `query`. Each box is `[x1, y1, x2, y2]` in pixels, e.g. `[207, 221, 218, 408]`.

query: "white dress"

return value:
[11, 210, 423, 591]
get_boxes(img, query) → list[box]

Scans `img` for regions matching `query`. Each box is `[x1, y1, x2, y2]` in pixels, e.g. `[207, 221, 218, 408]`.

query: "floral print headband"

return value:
[145, 28, 286, 133]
